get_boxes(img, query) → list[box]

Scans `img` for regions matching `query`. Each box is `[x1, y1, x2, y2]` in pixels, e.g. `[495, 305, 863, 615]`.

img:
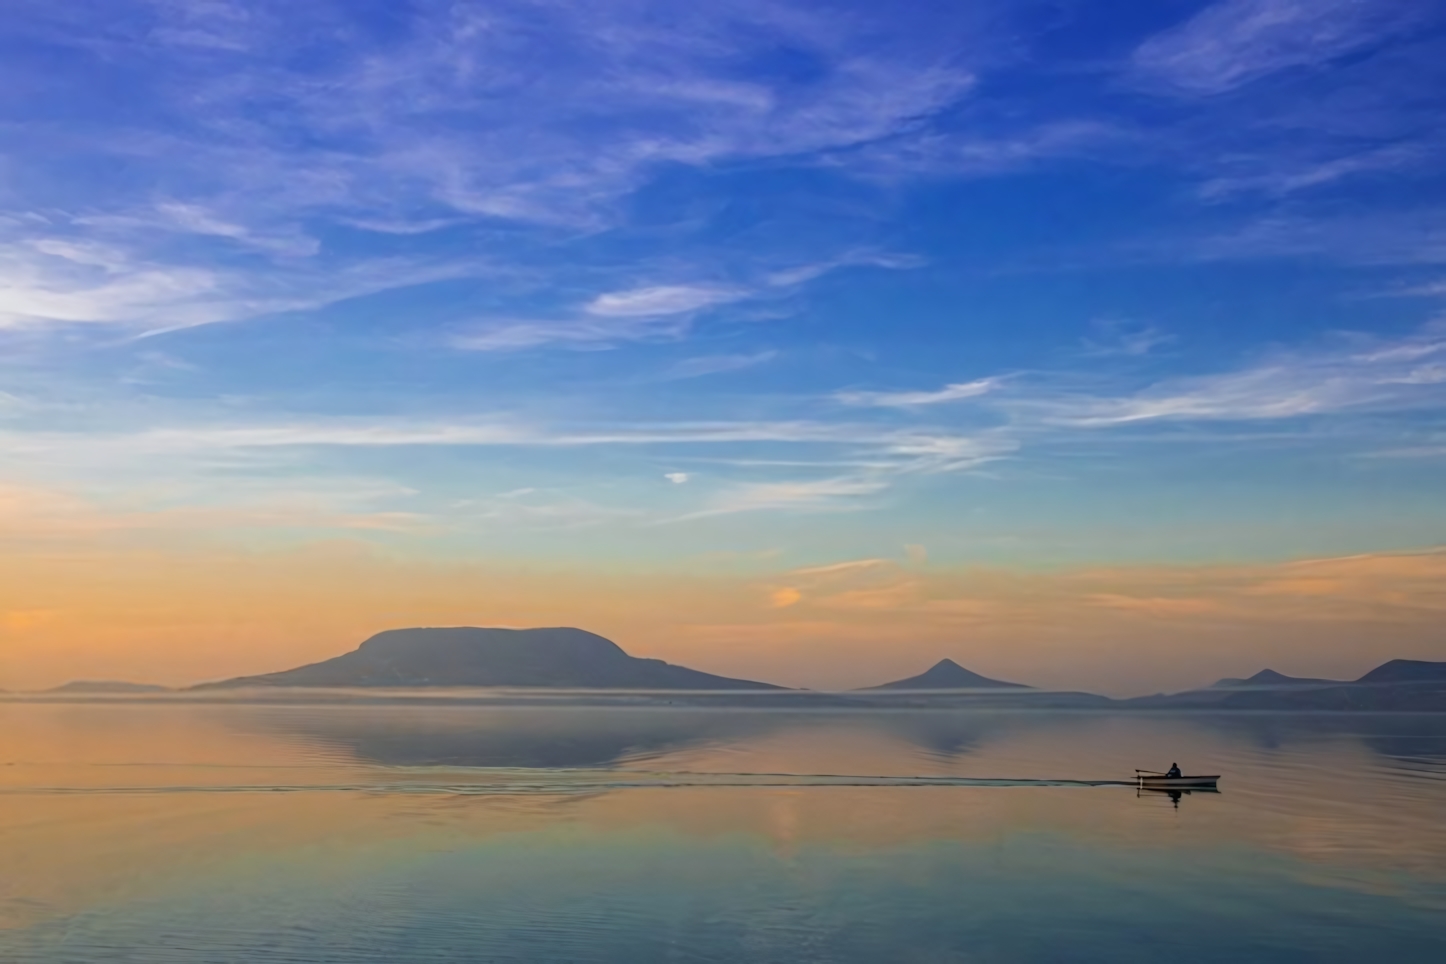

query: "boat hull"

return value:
[1138, 775, 1219, 789]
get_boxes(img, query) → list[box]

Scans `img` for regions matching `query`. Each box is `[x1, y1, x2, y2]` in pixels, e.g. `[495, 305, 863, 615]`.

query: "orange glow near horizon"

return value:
[3, 530, 1444, 695]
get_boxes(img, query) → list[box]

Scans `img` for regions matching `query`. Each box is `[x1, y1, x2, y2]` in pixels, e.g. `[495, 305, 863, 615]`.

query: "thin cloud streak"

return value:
[1032, 326, 1446, 426]
[452, 255, 923, 353]
[819, 324, 1446, 435]
[452, 283, 755, 352]
[0, 419, 1010, 461]
[837, 377, 1002, 408]
[0, 231, 482, 332]
[664, 475, 893, 522]
[585, 285, 749, 318]
[1131, 0, 1424, 95]
[661, 351, 779, 380]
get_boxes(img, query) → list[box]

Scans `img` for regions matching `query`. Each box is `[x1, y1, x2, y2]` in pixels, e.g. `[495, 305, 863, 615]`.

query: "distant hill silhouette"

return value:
[1356, 659, 1446, 684]
[1131, 659, 1446, 711]
[862, 658, 1030, 690]
[1211, 669, 1341, 688]
[196, 627, 783, 690]
[44, 681, 170, 694]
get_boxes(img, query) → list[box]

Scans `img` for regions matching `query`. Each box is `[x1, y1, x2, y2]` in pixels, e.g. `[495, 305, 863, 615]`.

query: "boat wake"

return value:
[0, 768, 1144, 794]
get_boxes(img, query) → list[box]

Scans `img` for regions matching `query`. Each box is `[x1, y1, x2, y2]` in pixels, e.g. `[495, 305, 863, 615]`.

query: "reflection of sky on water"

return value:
[1, 702, 1444, 962]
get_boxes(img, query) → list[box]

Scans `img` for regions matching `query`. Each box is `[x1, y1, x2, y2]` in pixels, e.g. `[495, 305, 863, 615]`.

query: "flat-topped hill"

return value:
[197, 627, 782, 690]
[44, 680, 171, 694]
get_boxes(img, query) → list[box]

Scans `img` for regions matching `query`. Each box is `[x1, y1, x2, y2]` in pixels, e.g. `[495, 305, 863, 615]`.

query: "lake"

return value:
[2, 697, 1444, 962]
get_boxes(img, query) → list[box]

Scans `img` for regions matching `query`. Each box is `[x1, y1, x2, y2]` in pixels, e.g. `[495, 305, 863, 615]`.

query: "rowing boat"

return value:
[1136, 770, 1219, 789]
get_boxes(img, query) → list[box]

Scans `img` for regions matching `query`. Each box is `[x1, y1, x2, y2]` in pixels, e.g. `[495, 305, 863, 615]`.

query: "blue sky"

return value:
[3, 0, 1446, 578]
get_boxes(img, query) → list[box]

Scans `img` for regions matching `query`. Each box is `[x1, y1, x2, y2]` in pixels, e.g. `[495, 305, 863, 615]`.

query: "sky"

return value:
[2, 0, 1445, 693]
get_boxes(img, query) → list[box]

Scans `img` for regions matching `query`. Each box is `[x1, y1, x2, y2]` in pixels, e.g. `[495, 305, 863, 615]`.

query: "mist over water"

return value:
[2, 700, 1444, 962]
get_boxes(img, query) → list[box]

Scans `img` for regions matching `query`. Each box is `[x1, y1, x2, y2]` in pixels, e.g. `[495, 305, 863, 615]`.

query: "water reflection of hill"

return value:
[869, 711, 1071, 761]
[217, 704, 1030, 770]
[1178, 713, 1446, 764]
[229, 706, 793, 769]
[209, 702, 1446, 775]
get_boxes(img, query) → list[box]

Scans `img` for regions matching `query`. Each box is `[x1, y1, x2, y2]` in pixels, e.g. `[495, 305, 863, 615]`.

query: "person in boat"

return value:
[1166, 762, 1182, 778]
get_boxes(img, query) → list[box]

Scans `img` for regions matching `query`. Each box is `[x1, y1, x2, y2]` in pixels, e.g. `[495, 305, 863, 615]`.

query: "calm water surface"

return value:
[2, 698, 1444, 962]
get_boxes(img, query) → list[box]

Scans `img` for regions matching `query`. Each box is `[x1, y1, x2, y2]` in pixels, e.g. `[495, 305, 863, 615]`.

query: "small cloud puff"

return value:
[771, 587, 802, 608]
[665, 472, 690, 484]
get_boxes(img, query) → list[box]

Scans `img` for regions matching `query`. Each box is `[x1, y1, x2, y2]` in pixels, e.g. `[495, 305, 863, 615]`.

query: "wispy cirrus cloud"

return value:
[0, 418, 1010, 461]
[80, 202, 321, 259]
[662, 351, 778, 381]
[0, 224, 478, 332]
[451, 283, 749, 353]
[853, 119, 1130, 180]
[6, 0, 987, 231]
[1022, 325, 1446, 427]
[836, 378, 1001, 408]
[583, 285, 749, 318]
[1081, 320, 1172, 358]
[0, 0, 993, 341]
[1196, 143, 1427, 201]
[1131, 0, 1425, 95]
[0, 409, 1018, 532]
[0, 239, 223, 329]
[825, 324, 1446, 434]
[762, 252, 926, 288]
[669, 475, 892, 522]
[1147, 206, 1446, 267]
[452, 255, 923, 353]
[449, 316, 689, 352]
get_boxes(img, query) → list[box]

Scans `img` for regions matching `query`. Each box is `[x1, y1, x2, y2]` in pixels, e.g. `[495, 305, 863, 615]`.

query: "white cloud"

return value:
[585, 285, 748, 318]
[857, 120, 1127, 178]
[662, 351, 777, 380]
[764, 252, 926, 288]
[151, 202, 319, 258]
[1082, 321, 1172, 358]
[836, 378, 1000, 408]
[0, 411, 1015, 531]
[1151, 206, 1446, 267]
[0, 231, 478, 332]
[1387, 280, 1446, 299]
[1133, 0, 1422, 95]
[677, 475, 892, 520]
[14, 0, 987, 234]
[0, 0, 1003, 339]
[451, 315, 690, 352]
[1197, 144, 1425, 200]
[0, 417, 1001, 458]
[1032, 326, 1446, 426]
[455, 253, 930, 354]
[0, 241, 223, 328]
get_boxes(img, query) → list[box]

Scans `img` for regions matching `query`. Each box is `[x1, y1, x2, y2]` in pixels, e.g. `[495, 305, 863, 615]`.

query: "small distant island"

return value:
[43, 681, 171, 694]
[861, 658, 1030, 691]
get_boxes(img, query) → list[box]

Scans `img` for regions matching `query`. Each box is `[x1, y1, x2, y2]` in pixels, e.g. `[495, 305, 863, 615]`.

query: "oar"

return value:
[1135, 769, 1167, 775]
